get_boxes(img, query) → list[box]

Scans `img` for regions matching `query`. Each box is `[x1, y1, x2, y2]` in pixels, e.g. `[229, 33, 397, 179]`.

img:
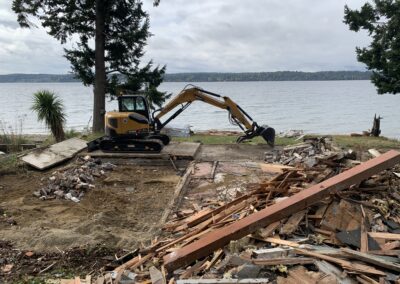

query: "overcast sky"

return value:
[0, 0, 371, 74]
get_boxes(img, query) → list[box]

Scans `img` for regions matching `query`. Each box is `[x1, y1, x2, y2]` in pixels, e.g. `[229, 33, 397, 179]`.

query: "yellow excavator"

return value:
[87, 85, 275, 152]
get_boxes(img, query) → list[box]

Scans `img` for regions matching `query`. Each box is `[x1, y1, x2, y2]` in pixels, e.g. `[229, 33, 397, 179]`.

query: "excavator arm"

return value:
[152, 86, 275, 146]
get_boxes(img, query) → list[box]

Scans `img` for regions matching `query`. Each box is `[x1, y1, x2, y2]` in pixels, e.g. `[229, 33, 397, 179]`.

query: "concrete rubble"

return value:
[33, 156, 116, 202]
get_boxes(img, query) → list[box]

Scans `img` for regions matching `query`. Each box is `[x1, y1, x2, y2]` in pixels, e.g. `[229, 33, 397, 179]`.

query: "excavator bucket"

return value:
[259, 126, 275, 147]
[236, 125, 275, 146]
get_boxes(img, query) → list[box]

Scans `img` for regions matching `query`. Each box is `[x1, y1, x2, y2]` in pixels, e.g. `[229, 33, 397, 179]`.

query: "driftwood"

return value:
[370, 114, 382, 137]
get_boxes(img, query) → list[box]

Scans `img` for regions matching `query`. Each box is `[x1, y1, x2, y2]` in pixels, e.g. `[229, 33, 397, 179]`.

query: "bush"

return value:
[32, 90, 66, 142]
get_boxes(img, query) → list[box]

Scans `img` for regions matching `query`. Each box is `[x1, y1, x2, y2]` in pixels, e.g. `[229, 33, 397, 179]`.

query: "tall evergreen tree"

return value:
[12, 0, 168, 132]
[344, 0, 400, 94]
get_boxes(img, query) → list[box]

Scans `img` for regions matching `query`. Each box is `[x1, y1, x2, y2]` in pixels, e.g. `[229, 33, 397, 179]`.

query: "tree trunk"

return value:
[92, 0, 106, 133]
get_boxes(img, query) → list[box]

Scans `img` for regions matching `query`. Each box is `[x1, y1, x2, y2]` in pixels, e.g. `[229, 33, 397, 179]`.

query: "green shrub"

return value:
[32, 90, 66, 142]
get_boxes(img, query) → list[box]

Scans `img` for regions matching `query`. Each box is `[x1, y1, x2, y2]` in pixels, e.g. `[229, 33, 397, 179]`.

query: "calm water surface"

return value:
[0, 81, 399, 138]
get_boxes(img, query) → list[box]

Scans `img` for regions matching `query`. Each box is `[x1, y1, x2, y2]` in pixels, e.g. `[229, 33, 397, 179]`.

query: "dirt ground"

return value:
[0, 162, 180, 252]
[0, 143, 272, 281]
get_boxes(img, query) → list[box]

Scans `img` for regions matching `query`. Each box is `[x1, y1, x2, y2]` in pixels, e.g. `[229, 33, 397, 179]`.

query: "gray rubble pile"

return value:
[265, 136, 356, 167]
[33, 156, 116, 202]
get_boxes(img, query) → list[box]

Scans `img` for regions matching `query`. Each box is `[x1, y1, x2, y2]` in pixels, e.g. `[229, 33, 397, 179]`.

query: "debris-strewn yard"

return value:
[68, 138, 400, 284]
[2, 135, 400, 283]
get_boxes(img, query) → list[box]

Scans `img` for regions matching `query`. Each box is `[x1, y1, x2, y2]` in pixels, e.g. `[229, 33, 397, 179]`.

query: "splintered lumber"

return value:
[280, 210, 307, 235]
[341, 248, 400, 273]
[260, 163, 295, 173]
[294, 249, 385, 276]
[163, 150, 400, 271]
[251, 257, 315, 266]
[150, 266, 165, 284]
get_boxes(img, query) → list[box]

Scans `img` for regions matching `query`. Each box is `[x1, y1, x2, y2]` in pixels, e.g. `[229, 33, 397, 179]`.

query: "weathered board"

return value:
[21, 138, 87, 170]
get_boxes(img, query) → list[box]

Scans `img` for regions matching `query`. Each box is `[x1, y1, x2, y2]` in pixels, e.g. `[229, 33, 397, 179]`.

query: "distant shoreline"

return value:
[0, 71, 371, 83]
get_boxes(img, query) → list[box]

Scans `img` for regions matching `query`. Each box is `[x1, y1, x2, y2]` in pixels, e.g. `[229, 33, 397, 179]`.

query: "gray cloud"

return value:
[0, 0, 371, 74]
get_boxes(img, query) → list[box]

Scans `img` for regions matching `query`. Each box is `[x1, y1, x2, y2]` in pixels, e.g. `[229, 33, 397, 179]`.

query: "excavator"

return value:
[87, 85, 275, 153]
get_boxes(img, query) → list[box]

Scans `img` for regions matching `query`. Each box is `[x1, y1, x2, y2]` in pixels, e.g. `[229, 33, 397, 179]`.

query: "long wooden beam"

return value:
[163, 150, 400, 271]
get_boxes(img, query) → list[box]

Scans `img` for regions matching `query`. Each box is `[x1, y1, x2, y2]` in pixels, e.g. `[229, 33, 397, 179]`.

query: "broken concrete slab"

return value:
[82, 142, 201, 160]
[21, 138, 87, 170]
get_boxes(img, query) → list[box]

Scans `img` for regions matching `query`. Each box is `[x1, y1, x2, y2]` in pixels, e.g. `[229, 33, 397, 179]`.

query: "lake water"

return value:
[0, 81, 399, 138]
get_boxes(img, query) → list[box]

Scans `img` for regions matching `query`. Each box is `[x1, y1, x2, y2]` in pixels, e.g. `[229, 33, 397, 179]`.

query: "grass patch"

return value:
[0, 154, 23, 175]
[173, 134, 298, 146]
[174, 133, 400, 150]
[80, 132, 104, 142]
[0, 118, 29, 153]
[332, 135, 400, 150]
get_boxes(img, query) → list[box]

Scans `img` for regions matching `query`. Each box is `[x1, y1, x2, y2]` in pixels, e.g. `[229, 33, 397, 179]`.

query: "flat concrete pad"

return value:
[85, 142, 201, 160]
[196, 144, 274, 161]
[21, 138, 87, 170]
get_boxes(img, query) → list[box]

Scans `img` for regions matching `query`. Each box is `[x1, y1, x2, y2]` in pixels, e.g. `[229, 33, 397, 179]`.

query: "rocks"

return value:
[34, 156, 116, 202]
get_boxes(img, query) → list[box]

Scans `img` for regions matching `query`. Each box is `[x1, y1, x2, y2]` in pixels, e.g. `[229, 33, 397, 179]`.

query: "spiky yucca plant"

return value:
[32, 90, 66, 142]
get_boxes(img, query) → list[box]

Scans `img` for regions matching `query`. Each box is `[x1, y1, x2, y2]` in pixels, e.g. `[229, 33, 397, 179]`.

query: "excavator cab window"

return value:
[118, 96, 150, 119]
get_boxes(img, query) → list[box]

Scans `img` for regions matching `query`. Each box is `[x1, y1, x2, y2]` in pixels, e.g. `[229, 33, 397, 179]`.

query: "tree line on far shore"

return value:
[0, 71, 372, 83]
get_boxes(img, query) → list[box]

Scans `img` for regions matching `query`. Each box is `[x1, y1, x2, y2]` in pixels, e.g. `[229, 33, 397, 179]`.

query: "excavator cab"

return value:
[118, 95, 150, 119]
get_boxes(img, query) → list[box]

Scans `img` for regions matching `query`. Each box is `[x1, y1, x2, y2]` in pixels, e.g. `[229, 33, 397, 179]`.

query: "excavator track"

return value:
[98, 137, 163, 153]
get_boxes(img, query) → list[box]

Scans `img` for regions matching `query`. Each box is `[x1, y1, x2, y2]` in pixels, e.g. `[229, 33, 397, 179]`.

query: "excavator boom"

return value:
[152, 86, 275, 146]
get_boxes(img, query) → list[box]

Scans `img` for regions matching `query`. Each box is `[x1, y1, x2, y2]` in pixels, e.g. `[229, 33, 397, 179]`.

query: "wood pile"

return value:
[265, 136, 357, 168]
[33, 156, 116, 202]
[89, 150, 400, 284]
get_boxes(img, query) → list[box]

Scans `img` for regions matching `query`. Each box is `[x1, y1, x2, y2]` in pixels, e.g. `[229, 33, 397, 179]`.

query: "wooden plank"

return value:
[341, 248, 400, 272]
[149, 266, 165, 284]
[368, 250, 400, 256]
[163, 150, 400, 271]
[260, 163, 295, 173]
[295, 249, 385, 276]
[22, 138, 87, 170]
[258, 221, 281, 238]
[280, 210, 306, 235]
[381, 241, 400, 251]
[261, 237, 302, 248]
[360, 214, 369, 253]
[159, 162, 195, 226]
[368, 232, 400, 241]
[251, 257, 314, 266]
[314, 260, 356, 284]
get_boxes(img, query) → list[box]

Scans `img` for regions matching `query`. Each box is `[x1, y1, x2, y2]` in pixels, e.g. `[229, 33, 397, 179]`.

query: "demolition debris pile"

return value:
[265, 136, 357, 168]
[33, 156, 116, 202]
[84, 147, 400, 284]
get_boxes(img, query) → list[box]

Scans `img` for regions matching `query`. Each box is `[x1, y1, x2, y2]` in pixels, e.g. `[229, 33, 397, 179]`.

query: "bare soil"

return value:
[0, 162, 180, 252]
